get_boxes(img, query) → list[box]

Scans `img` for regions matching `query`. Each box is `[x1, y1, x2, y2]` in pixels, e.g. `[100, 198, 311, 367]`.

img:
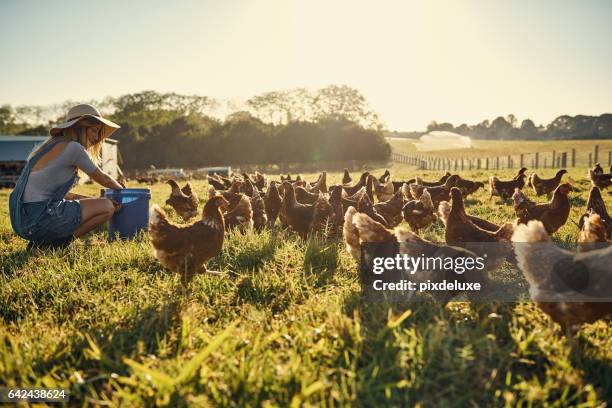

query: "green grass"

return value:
[1, 165, 611, 406]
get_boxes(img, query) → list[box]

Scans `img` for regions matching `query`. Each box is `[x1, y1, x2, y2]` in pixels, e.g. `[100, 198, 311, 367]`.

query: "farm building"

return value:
[0, 135, 122, 187]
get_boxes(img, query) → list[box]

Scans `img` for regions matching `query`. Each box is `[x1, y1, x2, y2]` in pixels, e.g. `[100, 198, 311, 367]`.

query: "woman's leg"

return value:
[73, 198, 115, 237]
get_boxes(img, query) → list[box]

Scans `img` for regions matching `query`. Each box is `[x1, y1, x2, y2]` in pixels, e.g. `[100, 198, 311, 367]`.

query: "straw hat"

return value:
[50, 104, 120, 138]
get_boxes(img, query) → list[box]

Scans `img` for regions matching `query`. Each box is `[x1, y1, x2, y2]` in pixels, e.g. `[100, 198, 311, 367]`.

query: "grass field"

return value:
[388, 138, 612, 168]
[1, 163, 611, 406]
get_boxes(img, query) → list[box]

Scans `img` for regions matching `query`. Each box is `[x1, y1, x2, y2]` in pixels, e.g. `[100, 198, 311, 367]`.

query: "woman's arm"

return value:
[89, 169, 124, 190]
[65, 192, 94, 200]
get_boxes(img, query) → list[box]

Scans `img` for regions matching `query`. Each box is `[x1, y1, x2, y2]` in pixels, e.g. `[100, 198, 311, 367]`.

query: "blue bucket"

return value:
[103, 188, 151, 241]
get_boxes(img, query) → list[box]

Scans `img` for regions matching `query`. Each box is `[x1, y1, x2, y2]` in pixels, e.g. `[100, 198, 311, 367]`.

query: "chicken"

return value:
[253, 171, 266, 191]
[441, 187, 514, 244]
[165, 179, 199, 222]
[329, 185, 346, 228]
[438, 200, 501, 233]
[311, 193, 335, 234]
[453, 176, 485, 197]
[281, 181, 317, 239]
[513, 183, 571, 234]
[365, 172, 375, 203]
[342, 207, 362, 261]
[207, 175, 227, 191]
[589, 163, 612, 190]
[344, 210, 489, 303]
[373, 187, 405, 228]
[578, 187, 611, 239]
[415, 172, 452, 187]
[264, 181, 282, 228]
[489, 168, 528, 200]
[578, 213, 610, 252]
[379, 169, 391, 183]
[370, 174, 395, 202]
[223, 193, 254, 233]
[512, 220, 612, 332]
[343, 172, 370, 196]
[402, 188, 436, 233]
[409, 174, 460, 207]
[357, 192, 389, 227]
[307, 171, 328, 193]
[250, 187, 267, 231]
[149, 195, 228, 281]
[342, 168, 352, 185]
[529, 169, 567, 196]
[295, 186, 319, 204]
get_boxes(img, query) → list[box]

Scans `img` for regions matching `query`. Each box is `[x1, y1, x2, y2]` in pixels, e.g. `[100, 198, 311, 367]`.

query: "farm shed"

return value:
[0, 135, 121, 187]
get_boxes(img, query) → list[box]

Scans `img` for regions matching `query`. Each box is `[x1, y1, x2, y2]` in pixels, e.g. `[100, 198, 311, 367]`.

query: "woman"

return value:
[9, 104, 125, 248]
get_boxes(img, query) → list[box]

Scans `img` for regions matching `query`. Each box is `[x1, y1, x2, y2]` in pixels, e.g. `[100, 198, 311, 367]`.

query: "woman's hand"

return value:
[108, 198, 122, 213]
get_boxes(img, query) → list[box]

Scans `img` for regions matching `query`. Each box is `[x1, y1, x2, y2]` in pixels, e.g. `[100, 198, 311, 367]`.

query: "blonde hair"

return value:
[28, 119, 104, 163]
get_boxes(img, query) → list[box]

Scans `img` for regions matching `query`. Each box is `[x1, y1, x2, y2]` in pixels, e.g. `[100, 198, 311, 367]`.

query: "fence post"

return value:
[588, 153, 592, 168]
[496, 157, 499, 170]
[552, 150, 556, 169]
[535, 152, 539, 169]
[544, 158, 547, 168]
[594, 145, 599, 164]
[609, 151, 611, 167]
[561, 152, 567, 168]
[477, 158, 481, 170]
[507, 155, 511, 169]
[520, 154, 524, 169]
[571, 149, 576, 167]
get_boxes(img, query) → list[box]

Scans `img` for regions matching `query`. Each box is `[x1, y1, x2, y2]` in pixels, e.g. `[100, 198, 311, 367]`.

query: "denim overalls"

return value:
[9, 139, 82, 245]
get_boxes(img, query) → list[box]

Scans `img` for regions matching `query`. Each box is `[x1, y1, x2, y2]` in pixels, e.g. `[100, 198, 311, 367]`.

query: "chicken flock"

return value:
[148, 164, 612, 333]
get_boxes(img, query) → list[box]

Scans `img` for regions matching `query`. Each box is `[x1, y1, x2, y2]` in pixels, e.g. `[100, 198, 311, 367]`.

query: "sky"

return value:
[1, 0, 611, 131]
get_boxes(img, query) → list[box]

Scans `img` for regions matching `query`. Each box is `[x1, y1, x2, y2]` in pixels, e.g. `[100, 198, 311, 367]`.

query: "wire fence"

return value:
[391, 145, 610, 171]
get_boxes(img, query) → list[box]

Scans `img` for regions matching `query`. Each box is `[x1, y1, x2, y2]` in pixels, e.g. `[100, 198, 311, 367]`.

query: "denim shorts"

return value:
[21, 199, 83, 244]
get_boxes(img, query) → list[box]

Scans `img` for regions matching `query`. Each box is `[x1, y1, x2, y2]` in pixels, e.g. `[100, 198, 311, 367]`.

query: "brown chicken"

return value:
[357, 193, 389, 227]
[409, 174, 460, 207]
[281, 181, 318, 239]
[438, 200, 501, 233]
[415, 172, 452, 187]
[207, 175, 227, 191]
[250, 187, 267, 231]
[402, 188, 436, 232]
[453, 176, 485, 197]
[577, 213, 610, 252]
[512, 220, 612, 332]
[343, 172, 370, 196]
[311, 194, 335, 234]
[441, 187, 514, 244]
[253, 172, 266, 190]
[295, 186, 320, 204]
[342, 168, 352, 185]
[489, 168, 528, 200]
[307, 171, 328, 193]
[578, 187, 611, 240]
[373, 188, 405, 228]
[149, 195, 228, 281]
[223, 193, 254, 233]
[589, 164, 612, 190]
[370, 174, 395, 202]
[379, 169, 391, 183]
[165, 179, 199, 222]
[264, 181, 282, 228]
[513, 183, 571, 234]
[329, 185, 345, 228]
[529, 169, 567, 196]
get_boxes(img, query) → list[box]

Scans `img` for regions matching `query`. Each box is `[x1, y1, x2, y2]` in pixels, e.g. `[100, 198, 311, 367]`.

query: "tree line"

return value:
[425, 113, 612, 140]
[0, 86, 390, 169]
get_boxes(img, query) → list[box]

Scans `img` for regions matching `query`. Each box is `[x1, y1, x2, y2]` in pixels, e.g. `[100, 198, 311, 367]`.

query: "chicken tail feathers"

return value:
[511, 220, 550, 243]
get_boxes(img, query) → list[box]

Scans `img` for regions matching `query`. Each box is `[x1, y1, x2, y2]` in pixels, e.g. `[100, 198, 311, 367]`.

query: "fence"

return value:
[391, 145, 610, 171]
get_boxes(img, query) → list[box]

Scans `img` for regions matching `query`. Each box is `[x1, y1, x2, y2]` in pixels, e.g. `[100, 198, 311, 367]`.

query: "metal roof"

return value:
[0, 135, 118, 161]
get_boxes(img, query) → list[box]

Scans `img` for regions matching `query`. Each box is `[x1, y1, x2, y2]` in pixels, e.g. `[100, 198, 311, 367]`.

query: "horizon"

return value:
[1, 0, 611, 131]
